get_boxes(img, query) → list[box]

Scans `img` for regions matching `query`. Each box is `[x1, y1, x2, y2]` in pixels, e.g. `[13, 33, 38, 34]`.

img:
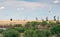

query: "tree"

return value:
[3, 29, 20, 37]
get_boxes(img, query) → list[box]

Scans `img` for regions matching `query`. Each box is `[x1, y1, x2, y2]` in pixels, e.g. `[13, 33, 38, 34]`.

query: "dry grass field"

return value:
[0, 20, 42, 26]
[0, 20, 59, 26]
[0, 20, 27, 26]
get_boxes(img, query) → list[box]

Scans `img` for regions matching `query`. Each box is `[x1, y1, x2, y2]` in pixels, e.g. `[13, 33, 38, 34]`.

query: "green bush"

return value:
[25, 22, 31, 28]
[24, 29, 51, 37]
[41, 21, 47, 26]
[51, 25, 60, 37]
[33, 29, 51, 37]
[49, 22, 57, 28]
[25, 21, 41, 29]
[15, 27, 26, 33]
[0, 29, 4, 33]
[14, 24, 22, 27]
[24, 29, 34, 37]
[3, 29, 20, 37]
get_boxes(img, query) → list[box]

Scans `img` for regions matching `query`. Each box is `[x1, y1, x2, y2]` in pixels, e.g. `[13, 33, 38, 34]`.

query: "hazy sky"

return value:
[0, 0, 60, 20]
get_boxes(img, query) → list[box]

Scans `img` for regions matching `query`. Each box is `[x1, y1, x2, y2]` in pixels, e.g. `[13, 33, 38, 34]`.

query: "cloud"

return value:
[0, 6, 5, 9]
[0, 1, 48, 9]
[17, 7, 25, 11]
[19, 1, 48, 8]
[53, 0, 60, 4]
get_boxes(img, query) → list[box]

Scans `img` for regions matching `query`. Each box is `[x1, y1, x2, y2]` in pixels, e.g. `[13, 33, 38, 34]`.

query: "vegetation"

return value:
[51, 25, 60, 37]
[14, 27, 26, 33]
[41, 21, 47, 26]
[0, 29, 4, 33]
[14, 24, 22, 27]
[24, 29, 51, 37]
[3, 29, 20, 37]
[0, 20, 60, 37]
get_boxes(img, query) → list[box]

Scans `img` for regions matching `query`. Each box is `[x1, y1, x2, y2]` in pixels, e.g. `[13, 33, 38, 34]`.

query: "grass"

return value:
[0, 34, 3, 37]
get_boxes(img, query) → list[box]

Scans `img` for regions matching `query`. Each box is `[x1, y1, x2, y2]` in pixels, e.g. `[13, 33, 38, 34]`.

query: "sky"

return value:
[0, 0, 60, 20]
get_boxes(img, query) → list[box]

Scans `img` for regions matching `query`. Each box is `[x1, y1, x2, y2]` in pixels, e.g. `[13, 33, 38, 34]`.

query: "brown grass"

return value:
[0, 20, 59, 26]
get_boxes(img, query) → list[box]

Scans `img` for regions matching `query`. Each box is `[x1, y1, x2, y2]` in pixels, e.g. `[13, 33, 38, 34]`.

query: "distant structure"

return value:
[36, 17, 38, 21]
[10, 18, 12, 21]
[54, 16, 56, 21]
[46, 17, 48, 21]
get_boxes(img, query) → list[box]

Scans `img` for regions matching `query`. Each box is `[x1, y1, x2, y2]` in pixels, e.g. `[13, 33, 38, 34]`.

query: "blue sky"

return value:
[0, 0, 60, 20]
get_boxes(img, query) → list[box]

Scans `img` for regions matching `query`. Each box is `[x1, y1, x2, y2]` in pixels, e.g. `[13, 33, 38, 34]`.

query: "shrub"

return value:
[14, 24, 22, 27]
[51, 25, 60, 37]
[0, 29, 4, 33]
[15, 27, 26, 33]
[3, 29, 20, 37]
[41, 21, 47, 26]
[24, 29, 51, 37]
[24, 29, 34, 37]
[25, 21, 41, 29]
